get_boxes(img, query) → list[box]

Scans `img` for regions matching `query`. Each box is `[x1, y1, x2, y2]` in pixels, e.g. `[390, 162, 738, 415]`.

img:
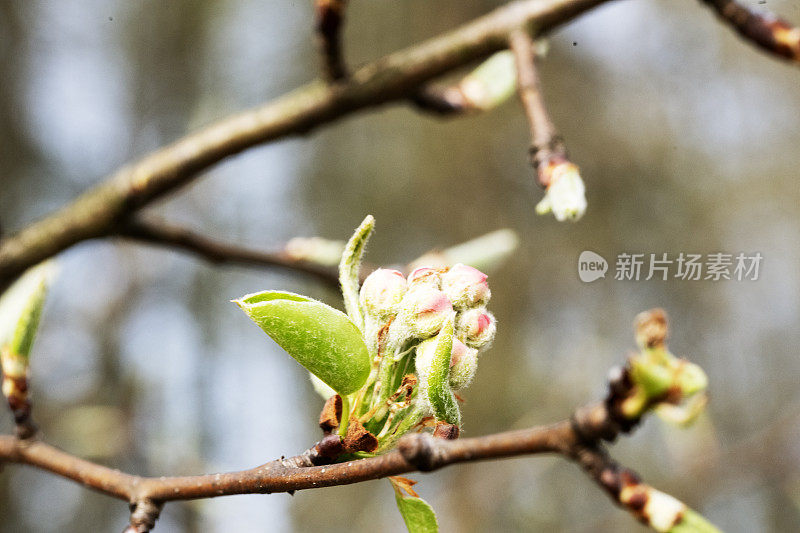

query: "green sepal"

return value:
[376, 405, 424, 453]
[338, 215, 375, 332]
[390, 479, 439, 533]
[235, 290, 370, 396]
[425, 315, 460, 426]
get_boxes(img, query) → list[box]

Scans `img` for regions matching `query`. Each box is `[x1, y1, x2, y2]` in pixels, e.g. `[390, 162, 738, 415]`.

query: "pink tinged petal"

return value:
[398, 287, 454, 339]
[441, 263, 490, 309]
[419, 291, 452, 315]
[408, 266, 444, 289]
[450, 337, 470, 367]
[457, 308, 496, 349]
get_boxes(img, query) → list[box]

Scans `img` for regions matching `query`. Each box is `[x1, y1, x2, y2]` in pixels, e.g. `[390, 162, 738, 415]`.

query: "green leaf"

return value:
[391, 480, 439, 533]
[462, 51, 517, 110]
[235, 290, 370, 396]
[425, 315, 460, 426]
[0, 261, 57, 360]
[338, 215, 375, 332]
[630, 356, 673, 398]
[668, 508, 721, 533]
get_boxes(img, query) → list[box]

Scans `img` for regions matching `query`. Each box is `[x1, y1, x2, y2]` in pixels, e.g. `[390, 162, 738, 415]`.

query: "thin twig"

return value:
[700, 0, 800, 62]
[508, 29, 568, 188]
[315, 0, 348, 81]
[116, 219, 341, 288]
[0, 0, 610, 293]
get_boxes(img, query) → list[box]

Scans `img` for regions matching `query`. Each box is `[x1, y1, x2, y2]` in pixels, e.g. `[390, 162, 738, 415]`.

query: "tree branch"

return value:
[0, 416, 570, 502]
[700, 0, 800, 62]
[116, 219, 341, 288]
[0, 0, 610, 292]
[0, 364, 716, 532]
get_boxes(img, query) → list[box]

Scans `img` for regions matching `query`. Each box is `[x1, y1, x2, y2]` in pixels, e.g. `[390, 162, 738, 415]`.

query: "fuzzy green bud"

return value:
[359, 268, 407, 318]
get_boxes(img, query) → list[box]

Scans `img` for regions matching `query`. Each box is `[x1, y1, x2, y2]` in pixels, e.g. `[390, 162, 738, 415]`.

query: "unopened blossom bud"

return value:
[535, 162, 587, 222]
[456, 308, 496, 349]
[407, 267, 444, 289]
[394, 287, 454, 339]
[634, 308, 668, 350]
[449, 337, 478, 390]
[359, 268, 407, 317]
[441, 263, 490, 310]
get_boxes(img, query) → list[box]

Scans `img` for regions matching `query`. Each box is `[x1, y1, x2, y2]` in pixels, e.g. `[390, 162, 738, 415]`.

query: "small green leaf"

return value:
[424, 315, 460, 426]
[630, 356, 673, 398]
[0, 261, 57, 360]
[338, 215, 375, 332]
[391, 479, 439, 533]
[669, 508, 722, 533]
[462, 50, 517, 110]
[236, 290, 370, 396]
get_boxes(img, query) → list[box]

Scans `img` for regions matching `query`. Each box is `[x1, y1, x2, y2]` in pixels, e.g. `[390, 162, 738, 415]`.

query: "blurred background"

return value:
[1, 0, 799, 531]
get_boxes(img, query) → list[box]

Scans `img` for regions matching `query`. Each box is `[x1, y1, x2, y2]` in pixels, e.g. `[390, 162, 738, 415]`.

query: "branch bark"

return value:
[0, 0, 610, 292]
[0, 396, 712, 532]
[0, 402, 607, 503]
[700, 0, 800, 62]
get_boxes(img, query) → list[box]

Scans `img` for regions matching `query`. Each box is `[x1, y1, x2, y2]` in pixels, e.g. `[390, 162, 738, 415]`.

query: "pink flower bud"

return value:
[456, 308, 496, 349]
[449, 337, 471, 367]
[441, 263, 490, 310]
[359, 269, 407, 317]
[407, 266, 444, 289]
[397, 287, 453, 339]
[449, 338, 478, 390]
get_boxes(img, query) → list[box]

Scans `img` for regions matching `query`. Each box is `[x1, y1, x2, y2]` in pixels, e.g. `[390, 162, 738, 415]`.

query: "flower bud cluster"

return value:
[619, 310, 709, 423]
[360, 263, 496, 394]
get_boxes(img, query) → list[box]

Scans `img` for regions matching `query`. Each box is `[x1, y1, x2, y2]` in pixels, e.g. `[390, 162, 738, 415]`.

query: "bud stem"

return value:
[338, 394, 352, 438]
